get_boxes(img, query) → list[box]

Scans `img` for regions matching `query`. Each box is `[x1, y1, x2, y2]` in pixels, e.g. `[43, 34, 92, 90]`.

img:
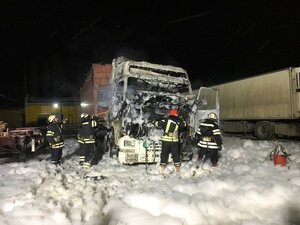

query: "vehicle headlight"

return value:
[124, 140, 135, 147]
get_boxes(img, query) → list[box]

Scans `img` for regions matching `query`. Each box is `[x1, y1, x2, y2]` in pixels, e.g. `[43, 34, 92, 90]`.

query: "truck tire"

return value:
[254, 121, 274, 140]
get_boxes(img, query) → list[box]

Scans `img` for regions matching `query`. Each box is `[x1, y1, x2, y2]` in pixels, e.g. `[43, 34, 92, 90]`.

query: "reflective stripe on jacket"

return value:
[197, 136, 219, 149]
[155, 116, 186, 142]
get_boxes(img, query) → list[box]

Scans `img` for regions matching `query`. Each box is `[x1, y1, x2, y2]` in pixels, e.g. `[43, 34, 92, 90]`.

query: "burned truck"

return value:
[109, 57, 196, 164]
[80, 57, 218, 164]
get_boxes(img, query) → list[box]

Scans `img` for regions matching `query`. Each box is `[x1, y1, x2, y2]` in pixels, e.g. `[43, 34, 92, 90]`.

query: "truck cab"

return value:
[108, 57, 194, 164]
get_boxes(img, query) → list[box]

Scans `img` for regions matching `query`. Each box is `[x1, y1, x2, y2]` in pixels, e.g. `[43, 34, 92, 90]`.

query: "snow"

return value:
[0, 137, 300, 225]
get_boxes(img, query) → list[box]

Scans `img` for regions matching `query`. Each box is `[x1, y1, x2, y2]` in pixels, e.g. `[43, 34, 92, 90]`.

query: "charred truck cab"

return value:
[80, 57, 219, 164]
[109, 57, 195, 164]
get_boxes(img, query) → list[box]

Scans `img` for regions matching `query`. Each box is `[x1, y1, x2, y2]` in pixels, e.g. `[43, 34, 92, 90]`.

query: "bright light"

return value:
[81, 102, 89, 107]
[53, 103, 59, 108]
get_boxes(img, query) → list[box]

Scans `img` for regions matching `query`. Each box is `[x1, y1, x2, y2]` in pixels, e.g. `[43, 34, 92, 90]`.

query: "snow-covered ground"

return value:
[0, 136, 300, 225]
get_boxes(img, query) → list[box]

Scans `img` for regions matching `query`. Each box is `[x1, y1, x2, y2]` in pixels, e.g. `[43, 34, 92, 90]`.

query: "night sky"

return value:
[1, 0, 300, 105]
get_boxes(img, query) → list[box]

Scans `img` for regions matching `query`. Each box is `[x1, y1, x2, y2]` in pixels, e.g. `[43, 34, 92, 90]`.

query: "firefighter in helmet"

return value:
[77, 113, 97, 168]
[46, 114, 64, 166]
[195, 112, 222, 166]
[154, 109, 187, 175]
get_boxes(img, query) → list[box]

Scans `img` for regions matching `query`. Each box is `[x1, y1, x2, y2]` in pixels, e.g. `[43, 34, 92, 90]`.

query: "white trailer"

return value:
[211, 67, 300, 139]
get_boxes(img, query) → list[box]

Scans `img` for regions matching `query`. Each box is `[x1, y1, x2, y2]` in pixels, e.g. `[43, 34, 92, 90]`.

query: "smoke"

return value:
[114, 46, 182, 69]
[114, 46, 148, 61]
[190, 78, 204, 90]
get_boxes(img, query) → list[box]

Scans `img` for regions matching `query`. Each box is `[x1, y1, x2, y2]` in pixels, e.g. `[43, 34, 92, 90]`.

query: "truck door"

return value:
[191, 87, 219, 137]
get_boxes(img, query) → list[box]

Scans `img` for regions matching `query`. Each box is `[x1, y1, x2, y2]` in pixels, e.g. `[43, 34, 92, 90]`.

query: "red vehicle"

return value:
[0, 121, 45, 158]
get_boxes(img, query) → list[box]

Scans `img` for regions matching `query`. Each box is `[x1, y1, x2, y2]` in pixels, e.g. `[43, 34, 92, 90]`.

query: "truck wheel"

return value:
[254, 121, 274, 140]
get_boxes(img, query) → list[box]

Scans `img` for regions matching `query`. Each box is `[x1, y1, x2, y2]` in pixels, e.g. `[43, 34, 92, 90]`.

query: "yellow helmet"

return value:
[48, 114, 56, 123]
[81, 113, 89, 118]
[208, 112, 217, 120]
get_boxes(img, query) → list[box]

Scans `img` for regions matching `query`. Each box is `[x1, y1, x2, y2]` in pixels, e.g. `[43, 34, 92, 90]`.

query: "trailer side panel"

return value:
[80, 63, 112, 118]
[213, 69, 293, 120]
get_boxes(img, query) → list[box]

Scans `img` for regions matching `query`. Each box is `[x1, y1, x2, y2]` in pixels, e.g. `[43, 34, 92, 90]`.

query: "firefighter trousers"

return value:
[160, 141, 181, 166]
[79, 143, 95, 164]
[92, 138, 105, 165]
[51, 148, 63, 164]
[198, 147, 218, 164]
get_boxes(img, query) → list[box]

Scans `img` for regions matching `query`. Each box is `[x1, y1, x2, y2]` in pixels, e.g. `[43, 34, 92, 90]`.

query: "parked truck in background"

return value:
[210, 67, 300, 139]
[0, 121, 44, 159]
[80, 63, 112, 120]
[80, 57, 219, 164]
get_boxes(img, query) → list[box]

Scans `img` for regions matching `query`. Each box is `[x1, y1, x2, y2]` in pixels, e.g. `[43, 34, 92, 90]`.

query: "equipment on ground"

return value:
[268, 144, 291, 167]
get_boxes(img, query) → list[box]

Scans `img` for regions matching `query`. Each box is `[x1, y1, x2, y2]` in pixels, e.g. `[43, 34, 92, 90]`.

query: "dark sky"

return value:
[1, 0, 300, 104]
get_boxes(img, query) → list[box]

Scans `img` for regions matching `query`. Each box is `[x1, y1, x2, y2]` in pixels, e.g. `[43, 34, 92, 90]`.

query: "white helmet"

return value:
[208, 112, 217, 120]
[81, 113, 89, 118]
[48, 114, 56, 123]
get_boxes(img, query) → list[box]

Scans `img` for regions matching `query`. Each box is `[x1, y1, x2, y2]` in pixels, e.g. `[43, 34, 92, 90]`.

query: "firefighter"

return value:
[195, 112, 222, 167]
[92, 117, 109, 164]
[77, 113, 97, 168]
[46, 114, 64, 166]
[154, 109, 187, 175]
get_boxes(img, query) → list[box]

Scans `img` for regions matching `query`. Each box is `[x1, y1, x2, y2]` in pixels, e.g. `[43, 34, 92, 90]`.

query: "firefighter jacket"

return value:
[46, 122, 64, 149]
[196, 118, 222, 150]
[95, 123, 109, 141]
[154, 116, 187, 142]
[78, 117, 97, 144]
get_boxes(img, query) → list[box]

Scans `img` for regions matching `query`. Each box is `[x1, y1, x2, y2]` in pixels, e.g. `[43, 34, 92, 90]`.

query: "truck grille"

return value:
[147, 141, 161, 151]
[125, 153, 138, 163]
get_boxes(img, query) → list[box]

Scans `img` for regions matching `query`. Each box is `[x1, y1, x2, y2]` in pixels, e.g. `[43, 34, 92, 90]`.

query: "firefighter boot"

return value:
[198, 154, 204, 161]
[79, 156, 85, 166]
[159, 165, 166, 174]
[175, 165, 181, 178]
[197, 149, 204, 161]
[83, 162, 91, 169]
[211, 161, 218, 167]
